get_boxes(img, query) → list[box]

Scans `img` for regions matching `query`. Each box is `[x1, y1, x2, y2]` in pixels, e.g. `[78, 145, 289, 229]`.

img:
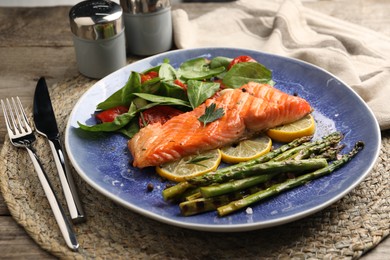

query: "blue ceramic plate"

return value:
[65, 47, 381, 232]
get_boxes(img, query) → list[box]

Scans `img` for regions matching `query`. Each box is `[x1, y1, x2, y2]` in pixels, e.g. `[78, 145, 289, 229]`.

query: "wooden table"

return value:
[0, 1, 389, 258]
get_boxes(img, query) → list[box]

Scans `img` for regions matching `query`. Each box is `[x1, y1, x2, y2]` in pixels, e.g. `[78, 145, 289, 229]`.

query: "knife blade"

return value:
[33, 77, 85, 223]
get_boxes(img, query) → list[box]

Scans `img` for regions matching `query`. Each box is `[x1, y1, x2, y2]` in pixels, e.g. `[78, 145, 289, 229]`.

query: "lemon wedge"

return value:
[156, 149, 222, 182]
[220, 135, 272, 164]
[266, 114, 316, 143]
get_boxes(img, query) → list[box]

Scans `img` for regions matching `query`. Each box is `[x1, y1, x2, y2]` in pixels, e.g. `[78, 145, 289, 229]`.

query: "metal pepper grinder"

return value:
[120, 0, 173, 56]
[69, 0, 127, 79]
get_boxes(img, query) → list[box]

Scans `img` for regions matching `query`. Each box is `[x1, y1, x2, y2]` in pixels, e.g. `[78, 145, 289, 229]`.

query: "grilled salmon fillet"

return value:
[129, 83, 312, 168]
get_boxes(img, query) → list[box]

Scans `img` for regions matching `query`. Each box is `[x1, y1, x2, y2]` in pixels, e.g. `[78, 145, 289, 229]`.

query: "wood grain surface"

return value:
[0, 1, 389, 258]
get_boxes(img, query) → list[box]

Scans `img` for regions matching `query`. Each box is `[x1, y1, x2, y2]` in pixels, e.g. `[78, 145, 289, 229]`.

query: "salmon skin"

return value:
[129, 82, 312, 168]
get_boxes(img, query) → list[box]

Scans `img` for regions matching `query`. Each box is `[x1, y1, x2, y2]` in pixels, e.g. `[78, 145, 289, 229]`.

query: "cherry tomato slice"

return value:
[95, 106, 129, 123]
[227, 55, 257, 70]
[141, 71, 159, 83]
[139, 105, 183, 128]
[174, 79, 187, 91]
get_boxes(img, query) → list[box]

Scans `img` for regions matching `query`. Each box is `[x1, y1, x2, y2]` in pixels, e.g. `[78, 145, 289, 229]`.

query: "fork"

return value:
[1, 97, 79, 251]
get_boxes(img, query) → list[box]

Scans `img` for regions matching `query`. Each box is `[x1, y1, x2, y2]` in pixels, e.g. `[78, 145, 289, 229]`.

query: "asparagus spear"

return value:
[185, 191, 202, 201]
[271, 132, 343, 161]
[188, 158, 328, 186]
[180, 185, 264, 216]
[292, 136, 343, 160]
[199, 172, 278, 198]
[163, 181, 194, 201]
[180, 193, 244, 216]
[162, 135, 312, 201]
[217, 141, 364, 217]
[312, 145, 345, 161]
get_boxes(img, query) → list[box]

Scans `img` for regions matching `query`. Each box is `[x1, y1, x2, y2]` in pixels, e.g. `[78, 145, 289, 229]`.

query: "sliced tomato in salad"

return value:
[227, 55, 257, 70]
[139, 105, 184, 128]
[141, 71, 159, 83]
[174, 79, 187, 91]
[95, 106, 129, 123]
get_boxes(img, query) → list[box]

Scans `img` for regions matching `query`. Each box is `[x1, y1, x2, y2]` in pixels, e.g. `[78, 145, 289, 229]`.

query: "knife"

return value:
[33, 77, 85, 223]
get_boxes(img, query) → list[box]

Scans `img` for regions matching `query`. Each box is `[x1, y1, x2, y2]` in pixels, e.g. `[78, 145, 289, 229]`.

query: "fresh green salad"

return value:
[78, 55, 274, 138]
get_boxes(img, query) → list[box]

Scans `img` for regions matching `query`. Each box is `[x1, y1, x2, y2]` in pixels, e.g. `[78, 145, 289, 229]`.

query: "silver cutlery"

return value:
[1, 97, 79, 251]
[33, 77, 85, 223]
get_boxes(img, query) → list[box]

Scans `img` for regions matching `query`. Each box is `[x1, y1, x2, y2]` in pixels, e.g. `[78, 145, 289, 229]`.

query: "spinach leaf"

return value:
[133, 93, 191, 108]
[141, 76, 161, 94]
[95, 88, 123, 111]
[142, 64, 186, 99]
[118, 118, 140, 138]
[222, 62, 273, 89]
[78, 104, 137, 132]
[178, 57, 225, 80]
[159, 81, 188, 101]
[97, 71, 142, 110]
[159, 63, 177, 81]
[187, 80, 220, 109]
[122, 71, 142, 102]
[210, 56, 232, 69]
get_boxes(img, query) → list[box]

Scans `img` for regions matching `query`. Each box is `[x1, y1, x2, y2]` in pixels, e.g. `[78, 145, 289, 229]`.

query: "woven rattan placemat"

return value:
[0, 75, 389, 259]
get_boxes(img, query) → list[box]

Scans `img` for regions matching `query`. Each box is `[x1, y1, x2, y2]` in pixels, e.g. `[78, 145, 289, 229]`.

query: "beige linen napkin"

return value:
[172, 0, 390, 130]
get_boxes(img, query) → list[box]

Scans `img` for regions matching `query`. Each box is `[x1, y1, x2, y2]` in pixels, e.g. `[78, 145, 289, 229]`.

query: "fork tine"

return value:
[1, 99, 15, 135]
[14, 96, 32, 133]
[7, 98, 23, 134]
[1, 97, 32, 137]
[11, 98, 21, 132]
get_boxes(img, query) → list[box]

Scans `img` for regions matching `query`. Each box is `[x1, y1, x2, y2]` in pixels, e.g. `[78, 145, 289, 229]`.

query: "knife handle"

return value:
[25, 146, 79, 251]
[48, 138, 85, 223]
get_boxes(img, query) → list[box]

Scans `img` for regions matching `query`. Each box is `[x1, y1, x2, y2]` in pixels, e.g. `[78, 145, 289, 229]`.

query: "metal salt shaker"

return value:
[69, 0, 127, 79]
[120, 0, 173, 56]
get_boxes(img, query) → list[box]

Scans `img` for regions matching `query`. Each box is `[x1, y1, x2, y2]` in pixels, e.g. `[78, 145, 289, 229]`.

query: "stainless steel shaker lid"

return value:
[69, 0, 124, 40]
[120, 0, 171, 15]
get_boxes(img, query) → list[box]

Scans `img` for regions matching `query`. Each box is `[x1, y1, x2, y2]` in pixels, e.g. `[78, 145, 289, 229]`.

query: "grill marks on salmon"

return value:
[129, 83, 312, 168]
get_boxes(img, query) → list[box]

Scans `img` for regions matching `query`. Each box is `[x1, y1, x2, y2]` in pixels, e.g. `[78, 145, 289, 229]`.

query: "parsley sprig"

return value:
[186, 155, 214, 167]
[198, 103, 225, 127]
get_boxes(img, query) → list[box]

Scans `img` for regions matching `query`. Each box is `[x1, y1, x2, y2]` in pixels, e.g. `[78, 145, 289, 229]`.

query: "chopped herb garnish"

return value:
[198, 103, 225, 127]
[186, 155, 214, 167]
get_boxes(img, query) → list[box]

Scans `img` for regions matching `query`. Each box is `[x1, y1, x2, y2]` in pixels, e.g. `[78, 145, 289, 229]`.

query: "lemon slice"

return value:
[220, 135, 272, 164]
[266, 114, 316, 143]
[156, 149, 222, 182]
